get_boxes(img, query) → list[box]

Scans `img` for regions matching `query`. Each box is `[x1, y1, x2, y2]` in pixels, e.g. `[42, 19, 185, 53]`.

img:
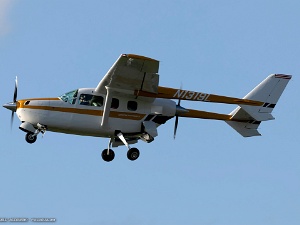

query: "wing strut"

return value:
[135, 72, 147, 99]
[101, 87, 113, 127]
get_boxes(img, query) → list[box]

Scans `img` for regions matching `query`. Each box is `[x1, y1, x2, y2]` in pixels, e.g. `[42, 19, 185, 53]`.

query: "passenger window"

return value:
[79, 94, 103, 107]
[91, 96, 103, 107]
[111, 98, 119, 109]
[127, 101, 137, 111]
[79, 94, 92, 105]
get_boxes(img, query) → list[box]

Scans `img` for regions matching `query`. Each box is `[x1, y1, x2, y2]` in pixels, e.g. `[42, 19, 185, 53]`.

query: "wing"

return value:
[95, 54, 159, 100]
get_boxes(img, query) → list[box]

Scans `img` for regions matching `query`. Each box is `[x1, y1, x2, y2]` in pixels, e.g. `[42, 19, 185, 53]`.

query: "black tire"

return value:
[101, 149, 115, 162]
[25, 133, 37, 144]
[127, 148, 140, 161]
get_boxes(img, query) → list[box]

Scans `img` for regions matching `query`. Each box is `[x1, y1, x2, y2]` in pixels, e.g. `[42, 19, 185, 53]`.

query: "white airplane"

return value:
[3, 54, 292, 162]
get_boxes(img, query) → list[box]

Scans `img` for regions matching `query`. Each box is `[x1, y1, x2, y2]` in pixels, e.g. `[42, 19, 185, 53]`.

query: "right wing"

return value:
[95, 54, 159, 100]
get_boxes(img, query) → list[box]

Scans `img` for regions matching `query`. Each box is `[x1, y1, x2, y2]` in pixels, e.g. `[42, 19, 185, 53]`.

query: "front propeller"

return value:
[3, 77, 18, 128]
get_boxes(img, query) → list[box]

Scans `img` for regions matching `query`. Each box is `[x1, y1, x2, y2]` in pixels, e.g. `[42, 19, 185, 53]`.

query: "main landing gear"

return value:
[101, 149, 115, 162]
[101, 131, 140, 162]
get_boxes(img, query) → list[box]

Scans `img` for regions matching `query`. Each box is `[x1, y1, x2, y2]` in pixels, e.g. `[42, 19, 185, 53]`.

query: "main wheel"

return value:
[25, 133, 37, 144]
[101, 149, 115, 162]
[127, 148, 140, 161]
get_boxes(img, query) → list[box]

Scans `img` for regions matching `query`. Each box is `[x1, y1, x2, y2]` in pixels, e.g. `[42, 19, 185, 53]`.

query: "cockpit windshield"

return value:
[59, 89, 78, 104]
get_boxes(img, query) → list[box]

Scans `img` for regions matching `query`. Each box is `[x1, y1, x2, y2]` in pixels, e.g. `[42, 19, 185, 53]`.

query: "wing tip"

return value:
[122, 53, 159, 62]
[273, 74, 292, 80]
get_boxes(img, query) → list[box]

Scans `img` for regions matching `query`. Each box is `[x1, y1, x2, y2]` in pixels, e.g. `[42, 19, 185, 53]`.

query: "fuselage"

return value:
[16, 88, 176, 138]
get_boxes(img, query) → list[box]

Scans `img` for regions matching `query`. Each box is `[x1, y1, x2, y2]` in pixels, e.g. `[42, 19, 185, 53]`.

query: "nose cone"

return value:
[3, 102, 17, 112]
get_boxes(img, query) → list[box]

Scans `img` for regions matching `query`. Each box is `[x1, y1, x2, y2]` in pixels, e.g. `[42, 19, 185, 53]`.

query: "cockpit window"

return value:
[59, 90, 78, 104]
[79, 94, 103, 107]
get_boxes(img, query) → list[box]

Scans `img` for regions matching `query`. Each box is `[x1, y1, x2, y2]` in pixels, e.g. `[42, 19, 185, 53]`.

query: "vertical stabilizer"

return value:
[226, 74, 292, 137]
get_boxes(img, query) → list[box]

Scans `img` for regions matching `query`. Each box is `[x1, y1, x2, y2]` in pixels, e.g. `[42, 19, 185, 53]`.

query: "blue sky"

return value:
[0, 0, 299, 224]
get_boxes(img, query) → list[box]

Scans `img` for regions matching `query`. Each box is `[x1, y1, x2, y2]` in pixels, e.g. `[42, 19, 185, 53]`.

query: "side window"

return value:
[91, 96, 103, 107]
[127, 101, 137, 111]
[111, 98, 119, 109]
[79, 94, 103, 107]
[79, 94, 92, 105]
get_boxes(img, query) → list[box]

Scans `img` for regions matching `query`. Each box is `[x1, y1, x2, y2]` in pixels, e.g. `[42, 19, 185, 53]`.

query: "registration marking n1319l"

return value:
[173, 89, 210, 101]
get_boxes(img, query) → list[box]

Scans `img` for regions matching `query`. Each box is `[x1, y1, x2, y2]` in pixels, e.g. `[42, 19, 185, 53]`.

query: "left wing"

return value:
[95, 54, 159, 99]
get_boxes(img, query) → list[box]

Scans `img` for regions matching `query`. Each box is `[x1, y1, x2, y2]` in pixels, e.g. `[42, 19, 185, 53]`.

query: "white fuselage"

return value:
[16, 88, 176, 138]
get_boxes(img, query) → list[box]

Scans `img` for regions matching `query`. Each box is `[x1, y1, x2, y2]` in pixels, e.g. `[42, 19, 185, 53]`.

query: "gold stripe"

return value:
[19, 104, 146, 121]
[20, 98, 60, 101]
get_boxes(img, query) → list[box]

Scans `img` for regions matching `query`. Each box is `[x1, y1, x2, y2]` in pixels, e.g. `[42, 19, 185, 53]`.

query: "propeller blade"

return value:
[10, 111, 14, 130]
[13, 76, 18, 103]
[174, 115, 178, 139]
[173, 83, 182, 139]
[9, 77, 18, 129]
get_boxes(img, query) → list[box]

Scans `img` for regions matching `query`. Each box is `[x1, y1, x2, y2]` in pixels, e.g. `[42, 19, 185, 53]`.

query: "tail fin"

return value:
[226, 74, 292, 137]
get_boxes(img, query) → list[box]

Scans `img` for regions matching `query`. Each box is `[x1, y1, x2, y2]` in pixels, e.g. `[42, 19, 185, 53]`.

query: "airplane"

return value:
[3, 54, 292, 162]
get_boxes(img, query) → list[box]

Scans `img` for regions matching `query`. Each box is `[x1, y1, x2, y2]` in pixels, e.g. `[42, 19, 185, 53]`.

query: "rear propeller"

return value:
[173, 84, 188, 139]
[174, 98, 181, 139]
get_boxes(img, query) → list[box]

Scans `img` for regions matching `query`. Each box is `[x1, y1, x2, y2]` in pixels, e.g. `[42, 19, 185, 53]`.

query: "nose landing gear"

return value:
[25, 132, 37, 144]
[24, 123, 47, 144]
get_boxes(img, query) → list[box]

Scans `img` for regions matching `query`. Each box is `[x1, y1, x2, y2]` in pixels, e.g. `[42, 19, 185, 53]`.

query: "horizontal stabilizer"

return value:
[226, 121, 261, 137]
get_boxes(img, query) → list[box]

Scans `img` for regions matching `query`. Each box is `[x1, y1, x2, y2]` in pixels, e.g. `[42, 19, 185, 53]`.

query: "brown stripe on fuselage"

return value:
[18, 101, 146, 121]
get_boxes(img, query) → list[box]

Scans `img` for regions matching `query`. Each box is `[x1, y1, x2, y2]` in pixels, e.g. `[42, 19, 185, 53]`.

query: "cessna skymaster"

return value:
[3, 54, 292, 162]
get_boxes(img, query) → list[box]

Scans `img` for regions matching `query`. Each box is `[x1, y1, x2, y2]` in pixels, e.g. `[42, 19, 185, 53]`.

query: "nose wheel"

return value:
[25, 132, 37, 144]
